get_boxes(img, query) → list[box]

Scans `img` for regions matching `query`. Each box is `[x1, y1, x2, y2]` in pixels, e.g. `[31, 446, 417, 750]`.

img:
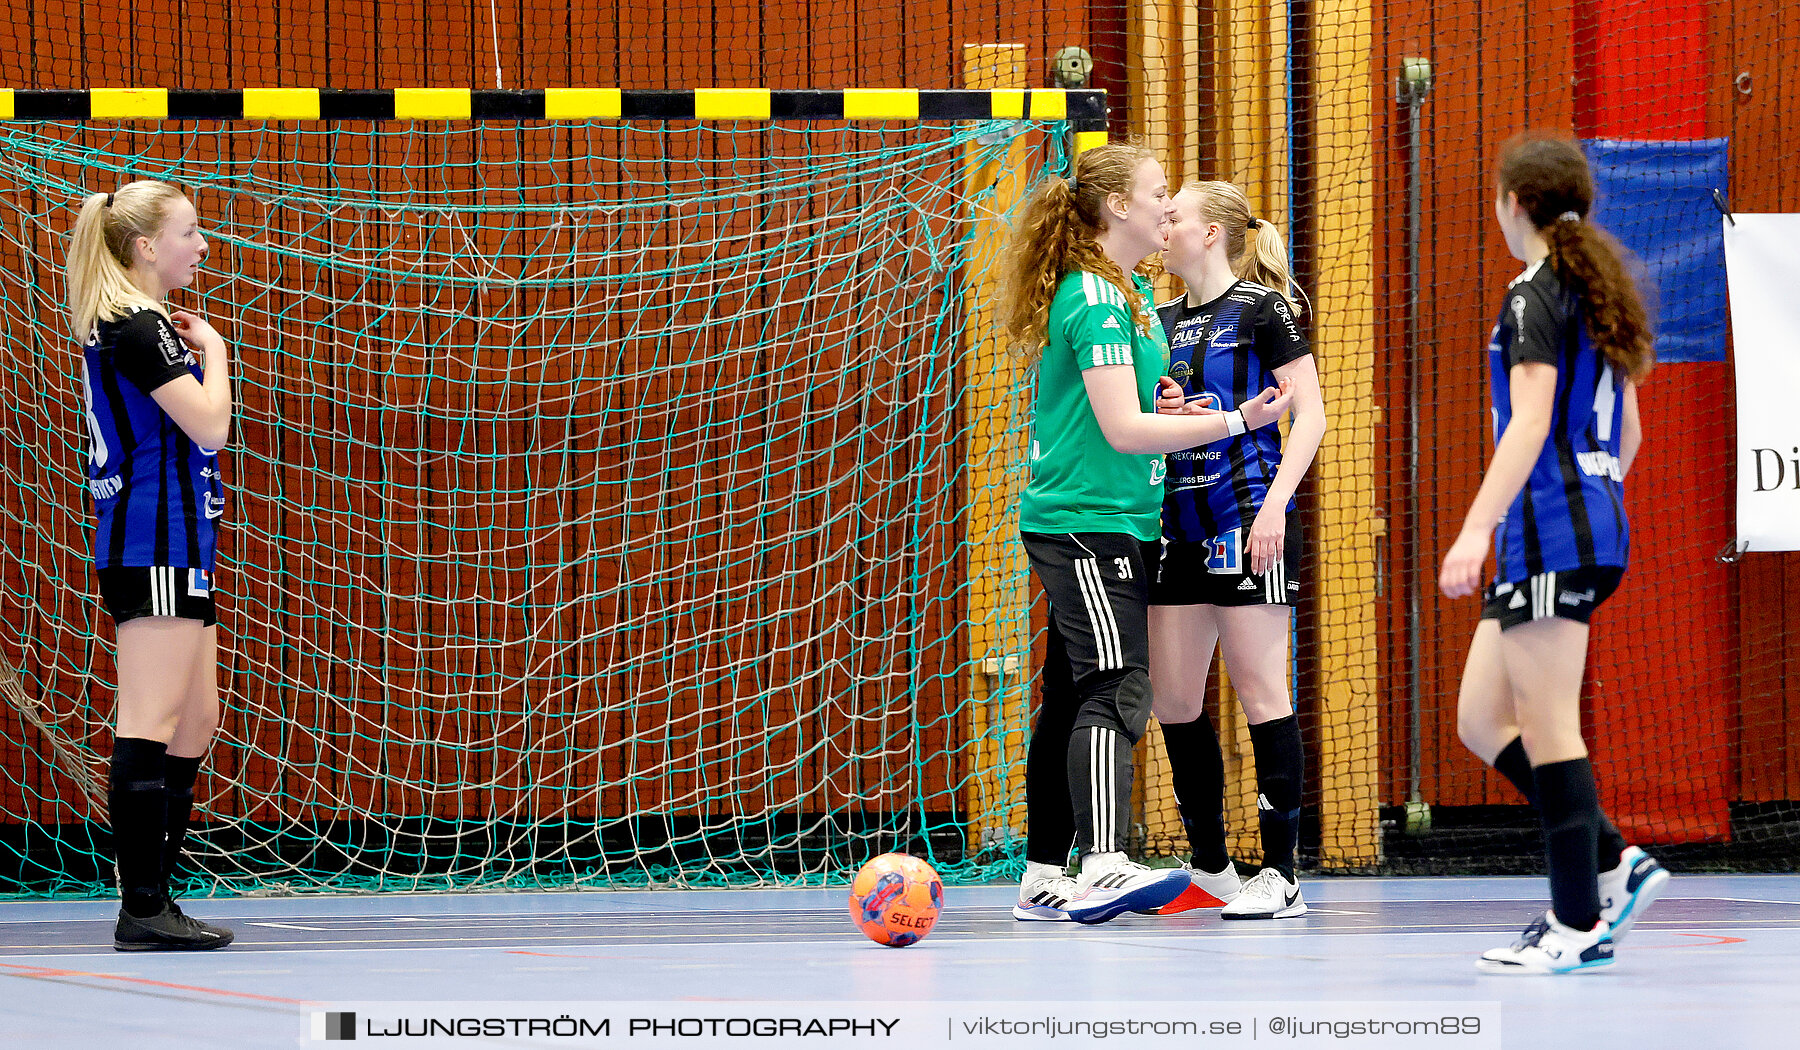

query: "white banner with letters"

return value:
[1724, 214, 1800, 552]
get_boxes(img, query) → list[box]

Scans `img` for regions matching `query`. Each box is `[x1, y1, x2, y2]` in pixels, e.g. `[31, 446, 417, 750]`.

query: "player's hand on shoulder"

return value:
[169, 310, 225, 353]
[1239, 377, 1293, 429]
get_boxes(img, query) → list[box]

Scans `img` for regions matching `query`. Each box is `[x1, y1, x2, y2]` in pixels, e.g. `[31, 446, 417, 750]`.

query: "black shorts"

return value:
[1482, 566, 1623, 630]
[1150, 512, 1304, 607]
[98, 566, 218, 627]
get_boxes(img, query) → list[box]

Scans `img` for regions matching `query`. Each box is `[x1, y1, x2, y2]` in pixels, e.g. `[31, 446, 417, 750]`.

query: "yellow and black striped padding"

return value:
[0, 87, 1106, 129]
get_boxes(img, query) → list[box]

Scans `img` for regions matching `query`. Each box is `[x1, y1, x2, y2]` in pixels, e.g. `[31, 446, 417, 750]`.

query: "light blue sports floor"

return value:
[2, 875, 1797, 1048]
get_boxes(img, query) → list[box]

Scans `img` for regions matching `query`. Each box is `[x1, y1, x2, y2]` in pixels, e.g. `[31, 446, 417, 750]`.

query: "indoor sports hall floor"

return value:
[2, 875, 1796, 1047]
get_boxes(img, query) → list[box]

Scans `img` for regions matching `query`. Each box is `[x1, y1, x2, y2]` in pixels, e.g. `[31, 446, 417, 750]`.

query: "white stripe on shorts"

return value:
[150, 566, 169, 616]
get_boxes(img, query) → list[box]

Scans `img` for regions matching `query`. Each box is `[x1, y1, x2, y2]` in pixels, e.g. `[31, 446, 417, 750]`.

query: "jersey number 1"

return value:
[1594, 361, 1616, 441]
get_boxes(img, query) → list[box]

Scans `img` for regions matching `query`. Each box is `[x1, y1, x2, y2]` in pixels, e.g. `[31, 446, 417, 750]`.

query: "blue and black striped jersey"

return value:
[1156, 281, 1310, 544]
[1487, 259, 1629, 581]
[80, 307, 225, 570]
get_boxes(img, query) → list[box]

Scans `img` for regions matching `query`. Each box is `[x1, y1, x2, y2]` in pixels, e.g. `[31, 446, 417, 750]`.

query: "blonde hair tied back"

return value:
[1181, 179, 1309, 318]
[65, 179, 187, 340]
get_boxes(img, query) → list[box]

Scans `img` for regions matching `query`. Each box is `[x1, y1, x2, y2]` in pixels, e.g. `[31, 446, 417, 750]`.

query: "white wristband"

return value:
[1225, 409, 1247, 437]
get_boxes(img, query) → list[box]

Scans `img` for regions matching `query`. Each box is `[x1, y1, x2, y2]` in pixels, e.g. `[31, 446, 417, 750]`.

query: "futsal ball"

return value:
[848, 852, 943, 947]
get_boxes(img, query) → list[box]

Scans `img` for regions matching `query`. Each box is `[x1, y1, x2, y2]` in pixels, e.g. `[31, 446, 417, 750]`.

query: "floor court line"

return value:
[2, 927, 1784, 963]
[0, 960, 318, 1006]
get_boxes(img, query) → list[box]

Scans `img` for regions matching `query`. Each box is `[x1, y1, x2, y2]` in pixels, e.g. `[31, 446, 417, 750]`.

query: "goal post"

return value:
[0, 85, 1106, 895]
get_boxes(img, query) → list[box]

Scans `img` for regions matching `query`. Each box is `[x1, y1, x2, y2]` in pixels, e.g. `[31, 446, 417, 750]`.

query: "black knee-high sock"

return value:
[1494, 737, 1628, 870]
[1534, 757, 1603, 931]
[1160, 716, 1229, 872]
[1492, 737, 1537, 804]
[1248, 714, 1303, 881]
[108, 737, 168, 918]
[1025, 626, 1079, 868]
[163, 754, 202, 893]
[1068, 725, 1133, 857]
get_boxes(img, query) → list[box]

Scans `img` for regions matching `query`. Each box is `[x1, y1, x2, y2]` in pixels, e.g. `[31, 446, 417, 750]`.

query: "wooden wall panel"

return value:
[1377, 0, 1586, 810]
[1727, 0, 1800, 804]
[1406, 0, 1502, 808]
[1373, 0, 1778, 842]
[1375, 0, 1416, 808]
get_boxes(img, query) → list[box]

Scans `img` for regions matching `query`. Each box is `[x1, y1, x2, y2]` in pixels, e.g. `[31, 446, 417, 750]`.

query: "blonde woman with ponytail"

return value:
[66, 180, 235, 951]
[1142, 180, 1327, 921]
[1439, 133, 1665, 974]
[998, 145, 1293, 924]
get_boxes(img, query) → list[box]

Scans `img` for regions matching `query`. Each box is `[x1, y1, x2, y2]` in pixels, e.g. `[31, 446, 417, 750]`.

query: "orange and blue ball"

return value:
[848, 853, 943, 947]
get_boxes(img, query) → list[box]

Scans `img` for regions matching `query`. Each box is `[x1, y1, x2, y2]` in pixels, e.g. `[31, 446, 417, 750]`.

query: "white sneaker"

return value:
[1063, 853, 1189, 925]
[1012, 864, 1077, 922]
[1598, 846, 1669, 943]
[1150, 861, 1243, 914]
[1220, 867, 1306, 919]
[1478, 911, 1614, 974]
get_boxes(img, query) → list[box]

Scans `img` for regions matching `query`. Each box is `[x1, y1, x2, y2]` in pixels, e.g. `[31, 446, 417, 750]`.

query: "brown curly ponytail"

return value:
[1498, 133, 1655, 383]
[997, 143, 1158, 362]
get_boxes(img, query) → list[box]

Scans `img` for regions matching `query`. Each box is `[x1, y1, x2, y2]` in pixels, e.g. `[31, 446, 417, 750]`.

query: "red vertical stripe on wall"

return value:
[1573, 0, 1731, 842]
[1574, 1, 1708, 138]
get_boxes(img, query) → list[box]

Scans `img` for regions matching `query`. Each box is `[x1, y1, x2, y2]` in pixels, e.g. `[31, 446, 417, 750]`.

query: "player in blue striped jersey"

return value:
[1440, 134, 1667, 974]
[67, 181, 236, 951]
[1143, 181, 1328, 919]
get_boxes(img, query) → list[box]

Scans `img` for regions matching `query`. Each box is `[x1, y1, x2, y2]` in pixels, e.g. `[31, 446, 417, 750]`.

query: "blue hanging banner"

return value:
[1581, 138, 1730, 364]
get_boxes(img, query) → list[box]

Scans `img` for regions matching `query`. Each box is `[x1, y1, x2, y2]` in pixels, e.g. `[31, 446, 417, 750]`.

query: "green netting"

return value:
[0, 118, 1065, 895]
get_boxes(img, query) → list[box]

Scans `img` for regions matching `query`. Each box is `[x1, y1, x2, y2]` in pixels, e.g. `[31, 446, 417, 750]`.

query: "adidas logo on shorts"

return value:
[1237, 578, 1258, 591]
[1509, 590, 1527, 609]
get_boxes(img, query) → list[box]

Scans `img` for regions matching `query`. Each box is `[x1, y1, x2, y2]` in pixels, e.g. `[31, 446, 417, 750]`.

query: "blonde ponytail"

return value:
[1182, 179, 1309, 317]
[1240, 219, 1310, 318]
[65, 180, 186, 340]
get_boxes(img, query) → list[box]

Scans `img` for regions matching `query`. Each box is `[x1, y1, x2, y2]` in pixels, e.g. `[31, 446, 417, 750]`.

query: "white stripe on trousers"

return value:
[1073, 558, 1123, 671]
[1090, 728, 1117, 853]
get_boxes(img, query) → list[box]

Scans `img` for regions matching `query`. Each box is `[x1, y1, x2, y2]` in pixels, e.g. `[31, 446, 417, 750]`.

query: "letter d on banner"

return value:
[1724, 213, 1800, 551]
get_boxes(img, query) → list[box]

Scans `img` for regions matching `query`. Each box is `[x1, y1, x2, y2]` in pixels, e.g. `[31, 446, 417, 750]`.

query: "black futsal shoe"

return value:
[114, 900, 235, 951]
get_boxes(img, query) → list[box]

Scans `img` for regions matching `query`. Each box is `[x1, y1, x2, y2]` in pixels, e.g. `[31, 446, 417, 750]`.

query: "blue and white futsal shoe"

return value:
[1063, 853, 1188, 925]
[1598, 846, 1669, 943]
[1478, 911, 1614, 975]
[1012, 868, 1077, 922]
